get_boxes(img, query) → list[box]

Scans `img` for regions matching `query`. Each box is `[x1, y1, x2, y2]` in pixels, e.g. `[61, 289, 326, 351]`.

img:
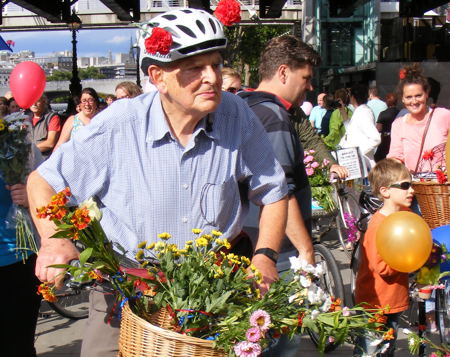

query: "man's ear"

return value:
[277, 64, 288, 84]
[148, 65, 166, 93]
[379, 186, 390, 199]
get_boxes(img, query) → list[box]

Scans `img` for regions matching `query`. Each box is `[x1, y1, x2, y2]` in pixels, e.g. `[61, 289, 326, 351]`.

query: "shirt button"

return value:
[182, 217, 188, 223]
[182, 183, 189, 189]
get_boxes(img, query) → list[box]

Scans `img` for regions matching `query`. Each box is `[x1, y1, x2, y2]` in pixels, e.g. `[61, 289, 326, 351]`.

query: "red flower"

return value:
[214, 0, 241, 26]
[422, 150, 434, 161]
[144, 27, 173, 55]
[37, 283, 57, 302]
[436, 169, 447, 184]
[399, 68, 406, 80]
[70, 207, 91, 230]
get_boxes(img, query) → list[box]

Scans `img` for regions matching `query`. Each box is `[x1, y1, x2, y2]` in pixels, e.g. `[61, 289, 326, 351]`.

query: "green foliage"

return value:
[47, 66, 106, 81]
[224, 25, 292, 87]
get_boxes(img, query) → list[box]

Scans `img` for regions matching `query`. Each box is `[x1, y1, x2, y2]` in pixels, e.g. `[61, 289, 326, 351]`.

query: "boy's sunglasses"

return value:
[389, 181, 412, 190]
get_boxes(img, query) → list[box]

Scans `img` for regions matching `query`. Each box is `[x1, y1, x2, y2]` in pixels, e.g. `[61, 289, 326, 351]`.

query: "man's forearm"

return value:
[254, 196, 288, 252]
[285, 195, 314, 264]
[27, 170, 58, 244]
[37, 140, 57, 153]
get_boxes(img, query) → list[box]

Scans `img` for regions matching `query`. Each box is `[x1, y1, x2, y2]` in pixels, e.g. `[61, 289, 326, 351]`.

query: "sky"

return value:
[1, 28, 137, 57]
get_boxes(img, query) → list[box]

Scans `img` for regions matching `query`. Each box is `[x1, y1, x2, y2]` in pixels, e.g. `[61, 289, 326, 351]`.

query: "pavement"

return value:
[35, 229, 440, 356]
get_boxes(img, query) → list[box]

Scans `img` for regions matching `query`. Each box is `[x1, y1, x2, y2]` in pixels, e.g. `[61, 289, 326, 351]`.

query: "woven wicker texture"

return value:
[412, 182, 450, 229]
[118, 303, 226, 357]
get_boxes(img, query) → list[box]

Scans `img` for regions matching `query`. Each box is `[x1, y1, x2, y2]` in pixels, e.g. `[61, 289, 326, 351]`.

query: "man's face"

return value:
[285, 64, 313, 106]
[30, 98, 47, 115]
[317, 93, 326, 107]
[158, 51, 223, 118]
[222, 75, 241, 94]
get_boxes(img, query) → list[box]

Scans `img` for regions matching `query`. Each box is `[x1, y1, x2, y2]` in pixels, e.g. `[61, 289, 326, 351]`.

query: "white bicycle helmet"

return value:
[138, 8, 227, 64]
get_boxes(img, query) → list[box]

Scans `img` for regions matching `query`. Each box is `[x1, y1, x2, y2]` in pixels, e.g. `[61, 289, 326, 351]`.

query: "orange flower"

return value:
[87, 270, 103, 282]
[383, 328, 395, 341]
[70, 207, 91, 230]
[36, 206, 49, 219]
[329, 297, 342, 312]
[37, 282, 57, 302]
[50, 191, 69, 207]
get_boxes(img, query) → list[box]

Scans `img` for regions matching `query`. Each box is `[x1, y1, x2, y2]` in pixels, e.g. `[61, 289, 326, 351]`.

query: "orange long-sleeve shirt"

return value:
[355, 211, 409, 313]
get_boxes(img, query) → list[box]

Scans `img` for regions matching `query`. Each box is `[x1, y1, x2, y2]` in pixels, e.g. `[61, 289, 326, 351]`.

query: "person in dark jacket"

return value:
[374, 92, 399, 162]
[30, 94, 62, 159]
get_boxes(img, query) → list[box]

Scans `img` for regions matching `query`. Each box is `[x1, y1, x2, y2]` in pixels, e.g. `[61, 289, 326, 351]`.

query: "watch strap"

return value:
[254, 248, 279, 264]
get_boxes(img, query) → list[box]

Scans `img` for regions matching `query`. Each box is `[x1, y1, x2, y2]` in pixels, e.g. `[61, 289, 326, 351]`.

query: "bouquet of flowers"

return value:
[304, 149, 336, 213]
[0, 112, 37, 260]
[37, 188, 388, 356]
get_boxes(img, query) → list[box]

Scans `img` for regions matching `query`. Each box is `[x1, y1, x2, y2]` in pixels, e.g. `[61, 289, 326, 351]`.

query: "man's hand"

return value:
[251, 253, 278, 295]
[330, 164, 349, 179]
[35, 239, 80, 288]
[6, 184, 29, 207]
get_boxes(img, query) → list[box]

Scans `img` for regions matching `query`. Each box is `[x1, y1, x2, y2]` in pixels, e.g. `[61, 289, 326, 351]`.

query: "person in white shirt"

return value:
[339, 84, 381, 169]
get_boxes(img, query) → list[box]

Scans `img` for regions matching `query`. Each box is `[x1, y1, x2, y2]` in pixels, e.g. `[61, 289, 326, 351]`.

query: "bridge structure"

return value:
[0, 0, 302, 32]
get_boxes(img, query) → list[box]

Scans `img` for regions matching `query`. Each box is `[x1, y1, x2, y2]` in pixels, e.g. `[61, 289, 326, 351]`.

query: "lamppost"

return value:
[68, 11, 82, 98]
[132, 43, 141, 88]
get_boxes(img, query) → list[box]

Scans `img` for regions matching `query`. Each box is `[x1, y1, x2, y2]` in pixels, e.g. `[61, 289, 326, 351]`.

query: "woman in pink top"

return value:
[388, 64, 450, 172]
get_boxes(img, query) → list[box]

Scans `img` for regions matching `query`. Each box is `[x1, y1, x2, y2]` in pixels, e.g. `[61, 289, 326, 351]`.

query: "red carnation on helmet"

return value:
[214, 0, 241, 26]
[145, 27, 173, 55]
[399, 68, 406, 80]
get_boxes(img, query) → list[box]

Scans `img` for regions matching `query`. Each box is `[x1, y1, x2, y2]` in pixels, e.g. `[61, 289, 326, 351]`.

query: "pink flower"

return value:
[309, 149, 315, 153]
[245, 327, 262, 342]
[249, 310, 271, 332]
[430, 354, 439, 357]
[233, 341, 262, 357]
[306, 167, 314, 176]
[304, 155, 314, 163]
[311, 161, 319, 168]
[328, 336, 335, 343]
[323, 158, 330, 166]
[342, 306, 350, 317]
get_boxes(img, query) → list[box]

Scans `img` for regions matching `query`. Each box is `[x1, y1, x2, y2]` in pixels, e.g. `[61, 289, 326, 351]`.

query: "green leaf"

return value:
[79, 247, 93, 265]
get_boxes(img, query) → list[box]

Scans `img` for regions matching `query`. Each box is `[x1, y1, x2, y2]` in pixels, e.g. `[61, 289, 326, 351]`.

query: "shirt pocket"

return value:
[200, 178, 239, 228]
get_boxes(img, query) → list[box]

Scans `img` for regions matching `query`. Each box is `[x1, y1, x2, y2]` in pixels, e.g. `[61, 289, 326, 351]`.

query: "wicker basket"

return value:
[412, 181, 450, 229]
[118, 303, 226, 357]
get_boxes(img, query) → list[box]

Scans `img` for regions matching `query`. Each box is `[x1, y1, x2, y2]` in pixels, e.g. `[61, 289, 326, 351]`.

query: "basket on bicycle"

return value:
[118, 302, 225, 357]
[412, 181, 450, 229]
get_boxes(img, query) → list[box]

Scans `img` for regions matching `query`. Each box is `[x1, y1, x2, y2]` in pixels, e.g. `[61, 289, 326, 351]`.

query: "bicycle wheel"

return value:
[308, 243, 346, 353]
[334, 185, 362, 260]
[436, 280, 450, 344]
[48, 280, 91, 319]
[349, 237, 362, 306]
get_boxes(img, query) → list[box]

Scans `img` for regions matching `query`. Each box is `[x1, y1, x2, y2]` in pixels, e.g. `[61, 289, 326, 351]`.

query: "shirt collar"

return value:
[252, 89, 293, 110]
[146, 93, 220, 143]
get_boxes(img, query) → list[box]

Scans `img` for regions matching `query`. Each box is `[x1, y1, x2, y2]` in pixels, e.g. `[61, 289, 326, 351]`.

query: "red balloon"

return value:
[9, 61, 46, 109]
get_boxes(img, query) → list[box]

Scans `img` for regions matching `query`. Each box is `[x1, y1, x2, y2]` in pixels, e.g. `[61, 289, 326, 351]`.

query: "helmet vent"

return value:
[162, 14, 177, 20]
[208, 18, 217, 34]
[196, 20, 206, 34]
[181, 9, 193, 13]
[176, 25, 196, 38]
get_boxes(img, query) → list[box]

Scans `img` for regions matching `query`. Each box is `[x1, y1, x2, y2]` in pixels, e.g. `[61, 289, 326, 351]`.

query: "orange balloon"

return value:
[376, 211, 432, 273]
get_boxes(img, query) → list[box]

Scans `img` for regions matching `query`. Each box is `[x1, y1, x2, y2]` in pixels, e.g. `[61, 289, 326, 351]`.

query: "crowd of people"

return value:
[0, 6, 449, 357]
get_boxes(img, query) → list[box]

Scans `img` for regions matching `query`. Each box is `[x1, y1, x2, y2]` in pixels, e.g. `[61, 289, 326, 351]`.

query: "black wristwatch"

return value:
[254, 248, 279, 264]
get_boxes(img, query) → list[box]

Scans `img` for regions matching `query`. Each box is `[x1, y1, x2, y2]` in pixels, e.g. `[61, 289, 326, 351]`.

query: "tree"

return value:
[47, 66, 106, 81]
[47, 70, 72, 81]
[224, 24, 292, 87]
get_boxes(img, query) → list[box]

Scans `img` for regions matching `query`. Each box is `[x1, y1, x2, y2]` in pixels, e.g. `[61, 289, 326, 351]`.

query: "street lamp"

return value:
[132, 43, 141, 88]
[68, 11, 82, 98]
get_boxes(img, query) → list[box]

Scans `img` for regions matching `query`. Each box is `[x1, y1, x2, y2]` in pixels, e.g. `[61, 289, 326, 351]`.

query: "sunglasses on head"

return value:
[389, 181, 412, 190]
[226, 87, 239, 94]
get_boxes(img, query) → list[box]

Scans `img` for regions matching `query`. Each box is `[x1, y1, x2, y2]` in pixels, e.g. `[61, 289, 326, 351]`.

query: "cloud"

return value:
[106, 36, 128, 44]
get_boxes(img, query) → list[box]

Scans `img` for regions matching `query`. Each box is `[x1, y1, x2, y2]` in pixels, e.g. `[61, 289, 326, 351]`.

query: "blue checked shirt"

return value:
[38, 91, 288, 258]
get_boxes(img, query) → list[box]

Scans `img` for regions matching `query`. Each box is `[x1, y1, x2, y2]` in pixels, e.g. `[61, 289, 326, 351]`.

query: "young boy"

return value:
[353, 158, 414, 356]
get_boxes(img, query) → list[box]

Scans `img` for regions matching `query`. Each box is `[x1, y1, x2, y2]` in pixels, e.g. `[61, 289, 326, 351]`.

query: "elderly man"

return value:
[309, 92, 326, 133]
[27, 9, 287, 357]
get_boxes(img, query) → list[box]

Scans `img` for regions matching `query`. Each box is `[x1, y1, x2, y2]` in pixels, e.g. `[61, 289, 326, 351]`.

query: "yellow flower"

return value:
[201, 234, 212, 241]
[0, 121, 5, 131]
[241, 256, 251, 265]
[158, 232, 171, 240]
[137, 241, 147, 249]
[222, 239, 231, 250]
[185, 240, 193, 245]
[195, 237, 208, 247]
[178, 249, 188, 255]
[215, 238, 223, 246]
[255, 288, 261, 299]
[146, 242, 155, 250]
[212, 230, 222, 237]
[155, 242, 166, 250]
[135, 250, 144, 261]
[192, 228, 202, 234]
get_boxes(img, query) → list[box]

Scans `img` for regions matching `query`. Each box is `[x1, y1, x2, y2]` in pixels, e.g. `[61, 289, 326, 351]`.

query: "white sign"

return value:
[333, 147, 367, 180]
